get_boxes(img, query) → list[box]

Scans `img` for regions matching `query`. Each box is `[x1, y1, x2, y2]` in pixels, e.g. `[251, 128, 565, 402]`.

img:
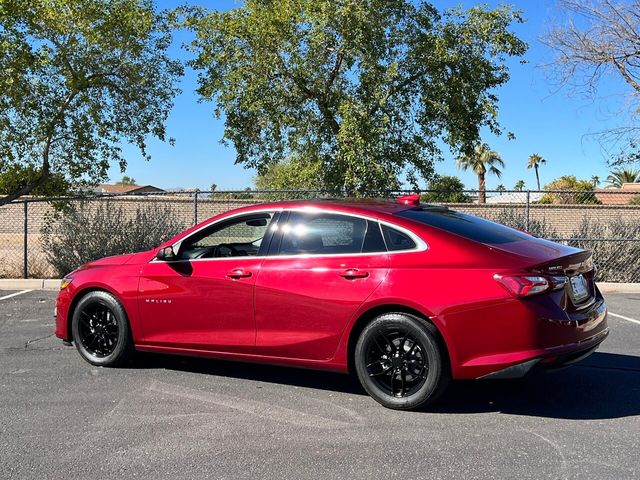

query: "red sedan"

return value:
[54, 195, 608, 410]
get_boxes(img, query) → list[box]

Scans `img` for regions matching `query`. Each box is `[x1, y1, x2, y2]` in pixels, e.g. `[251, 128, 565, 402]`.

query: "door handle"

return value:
[226, 269, 252, 279]
[339, 269, 369, 279]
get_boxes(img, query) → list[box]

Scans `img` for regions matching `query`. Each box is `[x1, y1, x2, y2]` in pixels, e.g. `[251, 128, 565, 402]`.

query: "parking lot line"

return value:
[609, 312, 640, 325]
[0, 290, 33, 301]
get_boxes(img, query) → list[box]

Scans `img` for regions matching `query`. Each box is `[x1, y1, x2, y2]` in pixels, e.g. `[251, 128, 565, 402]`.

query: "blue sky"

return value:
[112, 1, 634, 191]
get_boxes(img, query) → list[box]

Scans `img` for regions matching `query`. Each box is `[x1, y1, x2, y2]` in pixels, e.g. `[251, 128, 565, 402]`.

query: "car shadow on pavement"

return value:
[133, 351, 367, 396]
[133, 351, 640, 419]
[431, 352, 640, 419]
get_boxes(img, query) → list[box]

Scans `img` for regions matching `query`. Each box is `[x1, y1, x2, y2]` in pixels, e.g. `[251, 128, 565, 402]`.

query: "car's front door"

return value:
[137, 211, 277, 352]
[254, 211, 390, 360]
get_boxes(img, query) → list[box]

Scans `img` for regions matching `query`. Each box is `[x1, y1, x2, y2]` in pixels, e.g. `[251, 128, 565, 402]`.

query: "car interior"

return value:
[178, 214, 272, 259]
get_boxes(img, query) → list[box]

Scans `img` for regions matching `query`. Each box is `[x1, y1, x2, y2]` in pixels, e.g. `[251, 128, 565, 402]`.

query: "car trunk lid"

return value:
[490, 238, 596, 311]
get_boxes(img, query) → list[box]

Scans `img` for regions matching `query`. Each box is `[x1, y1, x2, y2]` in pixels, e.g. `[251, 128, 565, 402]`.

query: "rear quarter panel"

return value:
[332, 220, 534, 376]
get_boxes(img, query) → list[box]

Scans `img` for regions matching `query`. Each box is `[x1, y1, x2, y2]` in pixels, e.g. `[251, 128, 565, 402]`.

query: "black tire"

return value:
[354, 313, 450, 410]
[71, 290, 134, 367]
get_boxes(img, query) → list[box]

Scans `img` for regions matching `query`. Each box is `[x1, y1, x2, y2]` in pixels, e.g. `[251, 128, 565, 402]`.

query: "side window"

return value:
[179, 213, 274, 259]
[362, 220, 387, 253]
[381, 225, 416, 251]
[277, 212, 369, 255]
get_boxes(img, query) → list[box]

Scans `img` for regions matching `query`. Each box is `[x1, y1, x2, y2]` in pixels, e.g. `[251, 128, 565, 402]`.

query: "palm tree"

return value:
[606, 168, 640, 187]
[591, 175, 600, 187]
[496, 184, 506, 195]
[456, 143, 505, 204]
[527, 153, 546, 190]
[514, 180, 525, 191]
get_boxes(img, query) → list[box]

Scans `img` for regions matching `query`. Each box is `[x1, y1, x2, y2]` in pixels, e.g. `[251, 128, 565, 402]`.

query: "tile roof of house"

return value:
[595, 183, 640, 205]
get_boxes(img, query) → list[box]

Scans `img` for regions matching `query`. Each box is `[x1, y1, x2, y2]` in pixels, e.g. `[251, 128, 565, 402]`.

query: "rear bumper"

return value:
[449, 293, 609, 379]
[479, 327, 608, 379]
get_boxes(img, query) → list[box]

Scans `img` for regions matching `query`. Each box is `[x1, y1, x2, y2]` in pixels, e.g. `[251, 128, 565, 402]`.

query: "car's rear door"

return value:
[253, 210, 390, 360]
[137, 211, 277, 352]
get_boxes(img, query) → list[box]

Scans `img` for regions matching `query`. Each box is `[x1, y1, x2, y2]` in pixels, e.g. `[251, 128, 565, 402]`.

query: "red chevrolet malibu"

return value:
[55, 195, 608, 410]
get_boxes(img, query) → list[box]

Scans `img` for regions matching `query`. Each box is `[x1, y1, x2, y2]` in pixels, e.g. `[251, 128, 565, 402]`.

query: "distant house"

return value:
[595, 183, 640, 205]
[95, 184, 165, 195]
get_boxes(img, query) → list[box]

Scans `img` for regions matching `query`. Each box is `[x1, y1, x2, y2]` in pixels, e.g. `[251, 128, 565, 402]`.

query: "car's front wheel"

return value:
[71, 291, 133, 367]
[354, 313, 450, 410]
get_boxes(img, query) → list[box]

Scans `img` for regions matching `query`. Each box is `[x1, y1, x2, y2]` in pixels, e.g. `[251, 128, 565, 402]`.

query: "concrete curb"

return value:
[0, 279, 60, 291]
[597, 282, 640, 294]
[1, 279, 639, 294]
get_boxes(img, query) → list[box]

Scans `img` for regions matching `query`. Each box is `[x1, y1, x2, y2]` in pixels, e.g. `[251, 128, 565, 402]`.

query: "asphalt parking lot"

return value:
[1, 290, 639, 480]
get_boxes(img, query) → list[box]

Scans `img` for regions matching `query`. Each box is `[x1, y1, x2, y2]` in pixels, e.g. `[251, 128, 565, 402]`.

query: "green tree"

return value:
[209, 183, 217, 192]
[116, 175, 137, 186]
[423, 175, 471, 204]
[591, 175, 600, 187]
[527, 153, 546, 190]
[496, 184, 506, 194]
[0, 0, 182, 205]
[514, 179, 526, 191]
[186, 1, 526, 193]
[540, 175, 600, 204]
[606, 168, 640, 187]
[0, 164, 70, 196]
[254, 159, 323, 190]
[456, 143, 505, 204]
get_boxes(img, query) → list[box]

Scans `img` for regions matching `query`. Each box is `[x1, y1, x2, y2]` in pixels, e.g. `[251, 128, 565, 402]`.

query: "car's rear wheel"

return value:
[354, 313, 450, 410]
[71, 291, 133, 367]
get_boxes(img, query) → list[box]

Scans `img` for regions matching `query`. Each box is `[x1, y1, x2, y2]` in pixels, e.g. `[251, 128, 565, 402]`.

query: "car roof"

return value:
[239, 198, 414, 216]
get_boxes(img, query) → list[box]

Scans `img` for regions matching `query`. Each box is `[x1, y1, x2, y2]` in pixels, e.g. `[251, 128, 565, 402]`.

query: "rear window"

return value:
[396, 208, 531, 244]
[381, 225, 416, 251]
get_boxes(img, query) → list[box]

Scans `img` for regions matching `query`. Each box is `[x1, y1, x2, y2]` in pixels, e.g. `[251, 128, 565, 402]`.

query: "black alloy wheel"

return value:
[71, 291, 133, 367]
[355, 313, 449, 410]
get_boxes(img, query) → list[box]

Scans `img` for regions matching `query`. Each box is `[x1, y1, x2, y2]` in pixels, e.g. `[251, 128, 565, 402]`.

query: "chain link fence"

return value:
[1, 189, 639, 282]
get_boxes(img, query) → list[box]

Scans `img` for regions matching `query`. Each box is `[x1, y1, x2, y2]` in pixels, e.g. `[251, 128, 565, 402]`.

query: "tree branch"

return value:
[612, 56, 640, 93]
[274, 52, 340, 133]
[0, 89, 79, 205]
[0, 166, 50, 206]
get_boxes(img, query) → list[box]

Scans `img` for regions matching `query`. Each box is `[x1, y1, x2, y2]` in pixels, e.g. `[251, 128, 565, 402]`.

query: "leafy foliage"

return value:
[539, 175, 601, 204]
[41, 200, 187, 276]
[0, 164, 71, 196]
[186, 0, 526, 192]
[422, 175, 471, 203]
[456, 143, 504, 203]
[0, 0, 183, 204]
[116, 176, 137, 186]
[254, 159, 324, 190]
[527, 153, 545, 190]
[568, 217, 640, 282]
[606, 168, 640, 187]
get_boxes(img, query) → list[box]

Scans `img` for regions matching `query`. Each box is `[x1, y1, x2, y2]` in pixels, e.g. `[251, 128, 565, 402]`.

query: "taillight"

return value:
[494, 274, 550, 297]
